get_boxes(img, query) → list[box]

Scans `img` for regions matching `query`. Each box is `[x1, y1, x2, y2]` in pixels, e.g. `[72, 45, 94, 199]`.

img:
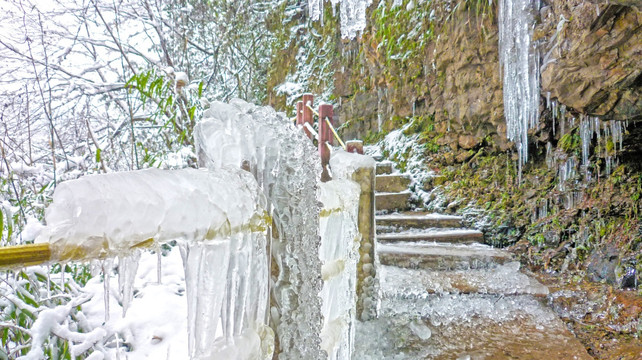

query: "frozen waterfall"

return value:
[499, 0, 540, 181]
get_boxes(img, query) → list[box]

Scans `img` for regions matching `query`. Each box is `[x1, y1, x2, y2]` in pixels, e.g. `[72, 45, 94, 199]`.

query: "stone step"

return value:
[375, 161, 393, 175]
[355, 295, 592, 360]
[377, 229, 483, 244]
[377, 242, 512, 271]
[379, 263, 549, 298]
[376, 174, 411, 193]
[376, 212, 464, 230]
[376, 191, 411, 211]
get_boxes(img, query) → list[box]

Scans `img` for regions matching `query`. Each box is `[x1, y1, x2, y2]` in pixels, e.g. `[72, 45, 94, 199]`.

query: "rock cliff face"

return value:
[268, 0, 640, 149]
[539, 1, 641, 121]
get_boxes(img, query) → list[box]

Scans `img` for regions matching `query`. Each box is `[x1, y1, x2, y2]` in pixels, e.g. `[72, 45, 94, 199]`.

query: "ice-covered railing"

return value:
[0, 166, 274, 359]
[0, 97, 372, 359]
[195, 99, 326, 359]
[195, 98, 373, 359]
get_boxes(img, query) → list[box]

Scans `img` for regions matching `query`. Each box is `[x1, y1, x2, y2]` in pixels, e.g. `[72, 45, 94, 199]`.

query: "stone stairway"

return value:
[353, 159, 592, 359]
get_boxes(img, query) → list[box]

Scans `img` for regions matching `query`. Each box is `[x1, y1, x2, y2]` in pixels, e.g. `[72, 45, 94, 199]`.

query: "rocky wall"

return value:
[267, 0, 640, 152]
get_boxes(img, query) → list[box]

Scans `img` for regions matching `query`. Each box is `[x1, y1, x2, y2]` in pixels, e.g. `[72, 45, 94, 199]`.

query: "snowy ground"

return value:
[82, 247, 188, 359]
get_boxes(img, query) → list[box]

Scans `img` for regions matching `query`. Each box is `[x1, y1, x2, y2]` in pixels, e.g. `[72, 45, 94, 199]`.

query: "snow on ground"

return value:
[81, 247, 188, 359]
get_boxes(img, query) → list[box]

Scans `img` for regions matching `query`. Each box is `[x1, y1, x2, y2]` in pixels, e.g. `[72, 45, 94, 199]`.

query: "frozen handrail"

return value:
[0, 167, 270, 269]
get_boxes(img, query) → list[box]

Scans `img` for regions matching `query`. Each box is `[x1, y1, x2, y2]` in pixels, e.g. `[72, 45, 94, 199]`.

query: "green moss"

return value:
[559, 131, 581, 154]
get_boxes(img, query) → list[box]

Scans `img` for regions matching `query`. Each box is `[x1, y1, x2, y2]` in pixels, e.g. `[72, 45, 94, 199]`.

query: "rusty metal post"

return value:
[301, 93, 314, 140]
[346, 140, 364, 154]
[318, 104, 334, 182]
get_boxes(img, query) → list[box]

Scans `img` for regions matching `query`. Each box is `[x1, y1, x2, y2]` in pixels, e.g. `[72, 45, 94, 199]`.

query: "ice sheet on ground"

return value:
[379, 263, 549, 297]
[377, 229, 482, 237]
[377, 241, 509, 256]
[376, 213, 462, 220]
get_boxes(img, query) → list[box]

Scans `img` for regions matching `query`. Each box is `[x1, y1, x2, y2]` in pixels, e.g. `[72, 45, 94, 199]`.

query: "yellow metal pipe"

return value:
[325, 117, 347, 150]
[0, 243, 52, 269]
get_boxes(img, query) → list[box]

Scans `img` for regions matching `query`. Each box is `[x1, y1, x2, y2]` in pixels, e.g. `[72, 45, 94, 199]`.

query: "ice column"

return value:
[195, 99, 324, 359]
[499, 0, 540, 181]
[318, 179, 360, 359]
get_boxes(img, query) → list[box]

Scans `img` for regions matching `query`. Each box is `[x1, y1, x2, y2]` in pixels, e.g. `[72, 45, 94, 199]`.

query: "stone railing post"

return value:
[328, 150, 378, 321]
[352, 164, 377, 320]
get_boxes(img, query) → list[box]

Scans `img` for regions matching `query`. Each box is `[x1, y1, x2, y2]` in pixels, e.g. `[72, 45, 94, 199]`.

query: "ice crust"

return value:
[36, 97, 367, 359]
[319, 179, 361, 359]
[195, 99, 325, 359]
[39, 167, 268, 261]
[329, 148, 376, 180]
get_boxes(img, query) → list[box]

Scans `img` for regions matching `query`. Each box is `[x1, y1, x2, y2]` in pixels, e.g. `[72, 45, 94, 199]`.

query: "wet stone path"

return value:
[353, 160, 591, 359]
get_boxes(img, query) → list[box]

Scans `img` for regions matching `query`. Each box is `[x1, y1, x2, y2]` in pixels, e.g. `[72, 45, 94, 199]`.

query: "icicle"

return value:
[183, 240, 231, 359]
[545, 142, 554, 169]
[157, 250, 162, 285]
[118, 250, 141, 316]
[499, 0, 540, 182]
[580, 115, 591, 175]
[102, 259, 113, 323]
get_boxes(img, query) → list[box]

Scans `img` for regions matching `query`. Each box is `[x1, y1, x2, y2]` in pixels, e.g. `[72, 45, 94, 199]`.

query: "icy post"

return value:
[194, 99, 325, 359]
[318, 179, 360, 359]
[499, 0, 540, 182]
[329, 149, 378, 321]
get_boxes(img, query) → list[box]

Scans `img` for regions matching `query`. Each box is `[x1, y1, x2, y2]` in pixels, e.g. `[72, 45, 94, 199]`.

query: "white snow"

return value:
[329, 148, 376, 180]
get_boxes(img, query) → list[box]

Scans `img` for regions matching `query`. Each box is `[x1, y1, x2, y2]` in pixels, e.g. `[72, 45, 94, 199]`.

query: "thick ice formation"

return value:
[318, 179, 360, 359]
[308, 0, 373, 39]
[499, 0, 540, 181]
[328, 148, 376, 180]
[181, 230, 271, 360]
[38, 167, 268, 261]
[195, 99, 324, 359]
[37, 166, 272, 359]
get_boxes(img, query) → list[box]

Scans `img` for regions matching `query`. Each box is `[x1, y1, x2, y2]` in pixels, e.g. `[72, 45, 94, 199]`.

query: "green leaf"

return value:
[95, 148, 101, 164]
[198, 81, 204, 97]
